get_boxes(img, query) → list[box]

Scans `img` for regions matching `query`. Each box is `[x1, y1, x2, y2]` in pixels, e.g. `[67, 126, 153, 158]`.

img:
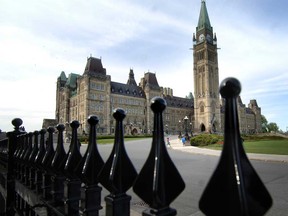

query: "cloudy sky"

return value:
[0, 0, 287, 132]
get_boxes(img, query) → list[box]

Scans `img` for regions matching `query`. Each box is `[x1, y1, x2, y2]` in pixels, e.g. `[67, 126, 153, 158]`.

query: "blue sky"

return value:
[0, 0, 287, 132]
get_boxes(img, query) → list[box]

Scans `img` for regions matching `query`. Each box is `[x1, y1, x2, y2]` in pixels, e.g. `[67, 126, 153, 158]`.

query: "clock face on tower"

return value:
[199, 34, 205, 42]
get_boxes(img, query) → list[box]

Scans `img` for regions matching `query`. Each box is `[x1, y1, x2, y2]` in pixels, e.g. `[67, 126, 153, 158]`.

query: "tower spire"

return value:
[127, 68, 137, 86]
[197, 0, 212, 32]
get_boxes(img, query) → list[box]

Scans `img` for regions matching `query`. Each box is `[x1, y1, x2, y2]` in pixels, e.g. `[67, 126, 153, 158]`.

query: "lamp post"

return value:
[178, 120, 182, 137]
[184, 116, 188, 137]
[190, 122, 193, 137]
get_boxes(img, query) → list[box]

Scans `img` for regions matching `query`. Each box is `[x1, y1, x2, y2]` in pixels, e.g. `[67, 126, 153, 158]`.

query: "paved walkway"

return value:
[168, 135, 288, 163]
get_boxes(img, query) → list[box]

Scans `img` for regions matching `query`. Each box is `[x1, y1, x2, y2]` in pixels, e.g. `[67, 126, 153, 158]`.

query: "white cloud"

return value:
[0, 0, 287, 132]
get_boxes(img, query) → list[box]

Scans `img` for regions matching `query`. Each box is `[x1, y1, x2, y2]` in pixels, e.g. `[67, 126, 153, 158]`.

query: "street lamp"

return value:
[190, 122, 193, 136]
[184, 116, 188, 137]
[178, 120, 182, 137]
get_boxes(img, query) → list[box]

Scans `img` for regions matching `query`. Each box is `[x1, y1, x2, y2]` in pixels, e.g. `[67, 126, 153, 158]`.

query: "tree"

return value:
[261, 115, 268, 132]
[267, 122, 279, 133]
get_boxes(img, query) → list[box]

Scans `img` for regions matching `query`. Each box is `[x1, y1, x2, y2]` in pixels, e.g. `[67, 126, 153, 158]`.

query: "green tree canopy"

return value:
[261, 115, 268, 132]
[267, 122, 279, 132]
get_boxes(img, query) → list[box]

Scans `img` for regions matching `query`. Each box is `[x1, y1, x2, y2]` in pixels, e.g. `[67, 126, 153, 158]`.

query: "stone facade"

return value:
[54, 0, 261, 135]
[55, 58, 193, 135]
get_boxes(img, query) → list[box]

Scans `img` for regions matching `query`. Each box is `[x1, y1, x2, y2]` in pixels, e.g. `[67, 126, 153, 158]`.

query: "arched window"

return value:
[200, 105, 204, 113]
[199, 102, 205, 113]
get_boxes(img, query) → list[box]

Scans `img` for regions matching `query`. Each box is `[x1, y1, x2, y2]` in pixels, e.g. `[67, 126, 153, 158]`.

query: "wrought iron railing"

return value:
[0, 77, 272, 216]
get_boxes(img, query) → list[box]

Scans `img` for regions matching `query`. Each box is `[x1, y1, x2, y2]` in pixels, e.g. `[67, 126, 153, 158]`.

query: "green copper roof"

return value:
[59, 71, 67, 81]
[66, 73, 80, 90]
[197, 0, 212, 31]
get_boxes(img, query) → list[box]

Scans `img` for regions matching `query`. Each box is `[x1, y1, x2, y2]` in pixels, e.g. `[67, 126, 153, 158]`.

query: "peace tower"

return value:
[193, 0, 221, 132]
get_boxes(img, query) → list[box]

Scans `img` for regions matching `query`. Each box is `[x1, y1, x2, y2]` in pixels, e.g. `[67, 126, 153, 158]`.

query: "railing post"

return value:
[78, 115, 104, 216]
[6, 118, 25, 216]
[28, 130, 39, 189]
[51, 124, 67, 205]
[98, 109, 138, 216]
[14, 133, 25, 180]
[133, 97, 185, 216]
[23, 132, 33, 185]
[63, 120, 82, 216]
[34, 129, 46, 194]
[41, 126, 55, 200]
[13, 132, 25, 212]
[199, 77, 273, 216]
[19, 133, 29, 182]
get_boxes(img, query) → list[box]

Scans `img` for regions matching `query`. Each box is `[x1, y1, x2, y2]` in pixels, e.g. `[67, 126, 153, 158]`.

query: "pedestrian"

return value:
[167, 137, 171, 147]
[181, 136, 186, 146]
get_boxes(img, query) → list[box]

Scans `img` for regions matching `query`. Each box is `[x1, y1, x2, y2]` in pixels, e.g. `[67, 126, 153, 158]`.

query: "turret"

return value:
[127, 69, 137, 86]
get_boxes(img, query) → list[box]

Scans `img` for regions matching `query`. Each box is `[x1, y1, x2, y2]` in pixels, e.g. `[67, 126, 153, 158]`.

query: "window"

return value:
[199, 102, 205, 113]
[208, 51, 214, 62]
[200, 105, 204, 112]
[90, 82, 105, 91]
[197, 51, 204, 60]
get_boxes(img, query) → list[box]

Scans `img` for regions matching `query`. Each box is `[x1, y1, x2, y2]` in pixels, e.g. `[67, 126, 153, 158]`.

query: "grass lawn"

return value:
[204, 140, 288, 155]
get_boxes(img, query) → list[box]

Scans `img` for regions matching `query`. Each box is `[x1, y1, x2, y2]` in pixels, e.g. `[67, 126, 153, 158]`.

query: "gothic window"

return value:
[208, 51, 214, 62]
[197, 51, 204, 60]
[198, 65, 205, 73]
[199, 102, 205, 113]
[200, 105, 204, 113]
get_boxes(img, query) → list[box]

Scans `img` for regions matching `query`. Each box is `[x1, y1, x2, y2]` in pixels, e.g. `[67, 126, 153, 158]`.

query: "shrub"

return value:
[190, 134, 223, 146]
[241, 134, 288, 141]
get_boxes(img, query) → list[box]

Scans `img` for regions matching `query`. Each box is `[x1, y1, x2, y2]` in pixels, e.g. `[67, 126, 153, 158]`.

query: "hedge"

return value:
[190, 134, 223, 147]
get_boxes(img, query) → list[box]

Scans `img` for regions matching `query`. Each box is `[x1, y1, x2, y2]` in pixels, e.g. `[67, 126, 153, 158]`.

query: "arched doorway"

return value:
[132, 128, 138, 135]
[200, 124, 206, 132]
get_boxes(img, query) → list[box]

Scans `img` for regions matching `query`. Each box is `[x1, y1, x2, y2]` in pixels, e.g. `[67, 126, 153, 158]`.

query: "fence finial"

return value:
[133, 97, 185, 215]
[199, 77, 272, 216]
[64, 120, 82, 179]
[99, 108, 137, 194]
[42, 127, 55, 169]
[11, 118, 23, 131]
[51, 124, 66, 174]
[81, 115, 104, 185]
[35, 129, 46, 168]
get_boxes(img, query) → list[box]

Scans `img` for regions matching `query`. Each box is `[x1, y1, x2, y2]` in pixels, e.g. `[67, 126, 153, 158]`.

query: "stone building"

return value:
[192, 0, 261, 134]
[55, 58, 193, 135]
[54, 0, 261, 135]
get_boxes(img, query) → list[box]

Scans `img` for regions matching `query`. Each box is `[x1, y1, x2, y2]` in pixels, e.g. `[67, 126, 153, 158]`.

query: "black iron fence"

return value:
[0, 78, 273, 216]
